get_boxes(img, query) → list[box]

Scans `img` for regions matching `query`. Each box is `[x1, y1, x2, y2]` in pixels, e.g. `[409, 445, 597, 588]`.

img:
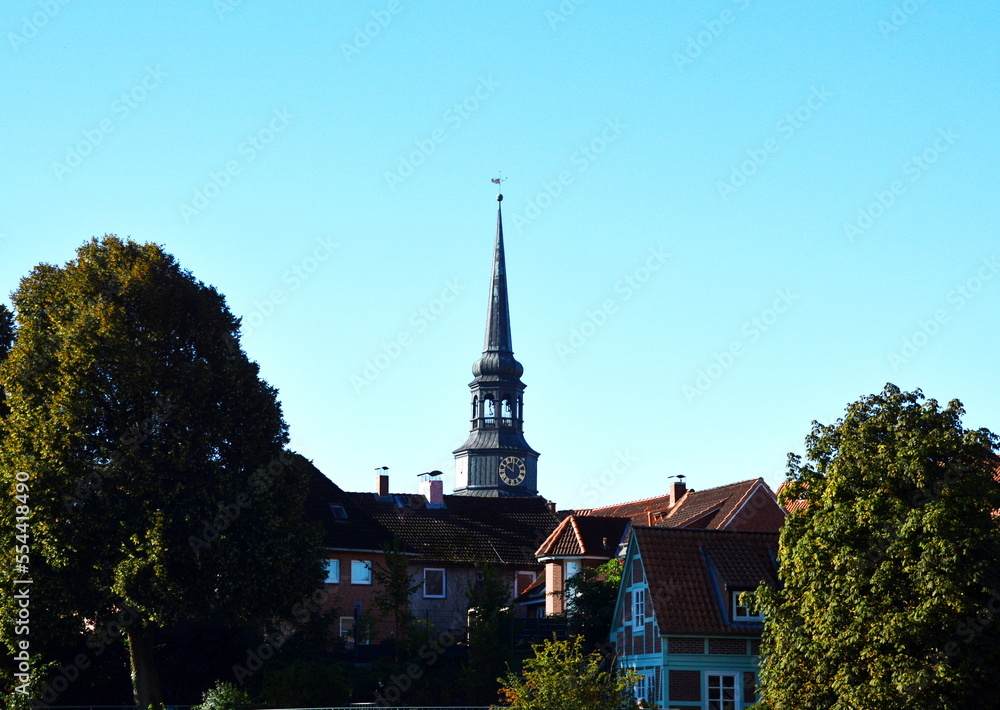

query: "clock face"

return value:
[499, 456, 527, 486]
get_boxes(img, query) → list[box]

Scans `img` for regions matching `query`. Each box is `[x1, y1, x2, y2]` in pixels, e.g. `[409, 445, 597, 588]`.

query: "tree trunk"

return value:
[126, 624, 163, 709]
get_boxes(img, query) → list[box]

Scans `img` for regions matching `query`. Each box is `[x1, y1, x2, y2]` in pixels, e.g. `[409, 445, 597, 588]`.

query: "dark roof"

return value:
[535, 515, 631, 558]
[303, 461, 394, 552]
[630, 526, 779, 636]
[584, 478, 775, 530]
[342, 491, 559, 566]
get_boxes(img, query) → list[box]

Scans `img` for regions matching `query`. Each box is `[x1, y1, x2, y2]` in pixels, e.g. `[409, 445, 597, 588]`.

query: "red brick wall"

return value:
[632, 557, 645, 584]
[669, 670, 701, 702]
[726, 486, 785, 532]
[708, 638, 748, 655]
[750, 638, 761, 655]
[668, 637, 705, 654]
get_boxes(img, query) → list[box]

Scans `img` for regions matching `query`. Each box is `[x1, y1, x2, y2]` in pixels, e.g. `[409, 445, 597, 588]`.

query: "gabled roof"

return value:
[626, 527, 779, 636]
[584, 478, 777, 530]
[535, 514, 631, 558]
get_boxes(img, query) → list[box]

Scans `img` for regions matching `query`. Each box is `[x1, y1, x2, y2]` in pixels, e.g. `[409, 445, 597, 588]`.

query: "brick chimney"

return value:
[669, 476, 687, 507]
[419, 470, 444, 507]
[377, 473, 389, 497]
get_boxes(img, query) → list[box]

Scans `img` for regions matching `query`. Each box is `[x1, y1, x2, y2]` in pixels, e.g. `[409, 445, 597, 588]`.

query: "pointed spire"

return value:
[473, 193, 523, 379]
[484, 194, 513, 354]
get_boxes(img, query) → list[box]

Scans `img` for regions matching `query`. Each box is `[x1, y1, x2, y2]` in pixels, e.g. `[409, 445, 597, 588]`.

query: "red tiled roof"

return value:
[586, 478, 777, 530]
[535, 514, 631, 558]
[631, 526, 779, 636]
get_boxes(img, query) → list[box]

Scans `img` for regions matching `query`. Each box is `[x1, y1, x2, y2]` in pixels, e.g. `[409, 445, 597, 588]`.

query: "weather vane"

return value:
[492, 173, 506, 201]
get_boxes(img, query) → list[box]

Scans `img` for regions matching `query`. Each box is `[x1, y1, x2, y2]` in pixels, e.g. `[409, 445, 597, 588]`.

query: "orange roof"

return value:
[535, 514, 630, 558]
[585, 478, 779, 530]
[631, 526, 779, 635]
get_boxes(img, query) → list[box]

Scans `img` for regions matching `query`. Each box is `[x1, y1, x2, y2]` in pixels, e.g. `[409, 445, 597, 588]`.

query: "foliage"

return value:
[192, 680, 253, 710]
[757, 384, 1000, 709]
[371, 537, 420, 657]
[498, 634, 640, 710]
[258, 658, 352, 706]
[462, 562, 515, 703]
[0, 237, 325, 708]
[565, 557, 623, 649]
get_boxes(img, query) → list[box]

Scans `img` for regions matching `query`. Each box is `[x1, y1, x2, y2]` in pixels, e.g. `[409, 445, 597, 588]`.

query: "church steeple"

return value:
[453, 191, 539, 497]
[474, 195, 524, 380]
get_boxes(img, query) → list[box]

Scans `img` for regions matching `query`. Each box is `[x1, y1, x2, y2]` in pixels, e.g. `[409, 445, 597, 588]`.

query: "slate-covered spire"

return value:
[473, 194, 524, 379]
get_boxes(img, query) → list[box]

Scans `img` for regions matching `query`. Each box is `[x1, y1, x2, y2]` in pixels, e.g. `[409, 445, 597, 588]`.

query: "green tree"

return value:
[757, 384, 1000, 709]
[0, 237, 324, 709]
[564, 557, 623, 650]
[498, 634, 639, 710]
[462, 563, 515, 704]
[371, 538, 419, 658]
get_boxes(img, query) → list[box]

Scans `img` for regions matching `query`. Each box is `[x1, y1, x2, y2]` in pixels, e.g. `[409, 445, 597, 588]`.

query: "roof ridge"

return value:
[589, 477, 763, 512]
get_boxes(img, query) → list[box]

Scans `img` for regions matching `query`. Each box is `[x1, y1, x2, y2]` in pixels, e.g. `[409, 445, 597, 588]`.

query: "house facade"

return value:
[610, 526, 779, 708]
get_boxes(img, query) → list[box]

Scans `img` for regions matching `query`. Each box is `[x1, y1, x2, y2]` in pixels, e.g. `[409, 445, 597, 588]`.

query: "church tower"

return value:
[453, 193, 539, 497]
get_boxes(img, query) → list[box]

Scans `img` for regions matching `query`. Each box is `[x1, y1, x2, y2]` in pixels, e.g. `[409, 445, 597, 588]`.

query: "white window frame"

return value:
[633, 587, 646, 633]
[634, 670, 655, 705]
[705, 672, 740, 710]
[423, 567, 446, 598]
[351, 559, 372, 585]
[732, 590, 763, 621]
[565, 559, 581, 579]
[324, 559, 340, 584]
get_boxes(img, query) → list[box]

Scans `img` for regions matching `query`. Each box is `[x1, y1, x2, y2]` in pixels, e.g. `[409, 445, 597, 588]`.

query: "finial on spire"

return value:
[491, 173, 505, 201]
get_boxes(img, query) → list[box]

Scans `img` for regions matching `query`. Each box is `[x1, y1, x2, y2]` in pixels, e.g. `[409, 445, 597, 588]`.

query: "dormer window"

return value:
[732, 590, 763, 621]
[328, 504, 348, 520]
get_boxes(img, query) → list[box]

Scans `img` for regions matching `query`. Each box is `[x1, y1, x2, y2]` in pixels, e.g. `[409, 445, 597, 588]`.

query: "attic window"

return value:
[328, 504, 348, 520]
[732, 590, 763, 621]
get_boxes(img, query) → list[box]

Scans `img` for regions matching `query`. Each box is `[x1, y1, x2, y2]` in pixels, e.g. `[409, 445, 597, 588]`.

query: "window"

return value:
[423, 568, 446, 598]
[634, 671, 655, 705]
[324, 559, 340, 584]
[340, 616, 356, 649]
[351, 560, 372, 584]
[328, 504, 348, 520]
[732, 590, 763, 621]
[565, 559, 581, 579]
[633, 588, 646, 631]
[707, 673, 738, 710]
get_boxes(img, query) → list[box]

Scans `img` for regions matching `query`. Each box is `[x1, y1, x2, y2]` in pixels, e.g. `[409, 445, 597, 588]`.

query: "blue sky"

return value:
[2, 1, 998, 510]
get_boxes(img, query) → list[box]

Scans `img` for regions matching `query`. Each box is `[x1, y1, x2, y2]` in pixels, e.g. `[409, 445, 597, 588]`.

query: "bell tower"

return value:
[453, 192, 539, 497]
